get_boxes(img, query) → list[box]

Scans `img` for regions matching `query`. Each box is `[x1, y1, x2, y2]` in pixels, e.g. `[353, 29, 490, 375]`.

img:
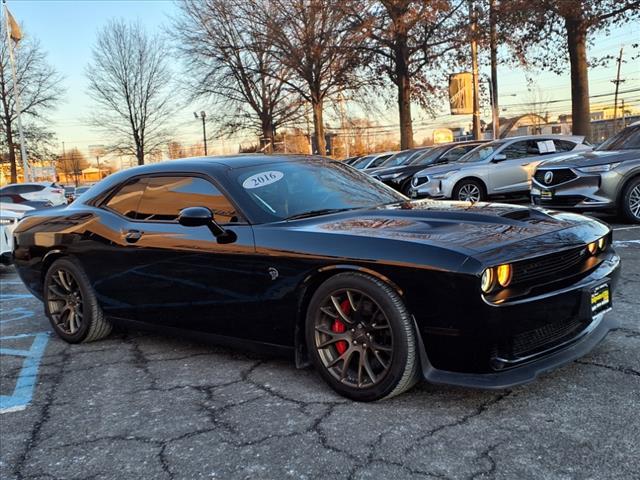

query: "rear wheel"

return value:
[620, 177, 640, 224]
[44, 258, 112, 343]
[305, 272, 419, 401]
[453, 179, 485, 202]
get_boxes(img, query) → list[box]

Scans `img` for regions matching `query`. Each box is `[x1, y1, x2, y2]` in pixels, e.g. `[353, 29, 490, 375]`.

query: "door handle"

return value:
[123, 229, 143, 243]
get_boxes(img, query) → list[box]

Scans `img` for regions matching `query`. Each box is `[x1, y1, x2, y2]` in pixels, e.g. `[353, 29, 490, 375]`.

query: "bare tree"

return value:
[58, 147, 89, 187]
[248, 0, 367, 155]
[0, 23, 63, 183]
[499, 0, 640, 139]
[86, 19, 174, 166]
[350, 1, 463, 150]
[173, 0, 304, 152]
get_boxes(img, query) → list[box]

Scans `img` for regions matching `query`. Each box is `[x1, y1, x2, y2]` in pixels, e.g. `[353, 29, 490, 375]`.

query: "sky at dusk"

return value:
[5, 0, 640, 161]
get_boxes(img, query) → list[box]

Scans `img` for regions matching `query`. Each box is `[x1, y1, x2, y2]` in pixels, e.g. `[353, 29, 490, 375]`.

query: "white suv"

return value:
[0, 182, 67, 206]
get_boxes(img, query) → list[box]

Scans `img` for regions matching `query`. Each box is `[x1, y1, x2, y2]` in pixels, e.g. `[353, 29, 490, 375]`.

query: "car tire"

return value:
[44, 257, 112, 343]
[400, 180, 413, 196]
[452, 179, 486, 202]
[620, 177, 640, 224]
[305, 272, 419, 401]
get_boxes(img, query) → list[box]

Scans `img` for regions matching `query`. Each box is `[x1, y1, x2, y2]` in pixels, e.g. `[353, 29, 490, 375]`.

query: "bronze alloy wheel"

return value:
[46, 268, 85, 335]
[313, 288, 394, 388]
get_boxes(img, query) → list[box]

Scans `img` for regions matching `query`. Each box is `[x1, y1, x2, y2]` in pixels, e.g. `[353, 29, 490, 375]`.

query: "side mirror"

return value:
[492, 153, 507, 163]
[178, 206, 228, 239]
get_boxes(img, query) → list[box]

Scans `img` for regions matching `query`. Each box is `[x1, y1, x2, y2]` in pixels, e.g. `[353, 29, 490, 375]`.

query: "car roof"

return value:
[498, 134, 585, 142]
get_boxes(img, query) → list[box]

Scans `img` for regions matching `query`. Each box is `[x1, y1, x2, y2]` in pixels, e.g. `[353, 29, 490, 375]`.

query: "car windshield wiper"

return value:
[285, 208, 354, 221]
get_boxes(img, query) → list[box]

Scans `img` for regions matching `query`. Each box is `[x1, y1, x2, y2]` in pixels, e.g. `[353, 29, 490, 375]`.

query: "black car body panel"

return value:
[12, 155, 620, 387]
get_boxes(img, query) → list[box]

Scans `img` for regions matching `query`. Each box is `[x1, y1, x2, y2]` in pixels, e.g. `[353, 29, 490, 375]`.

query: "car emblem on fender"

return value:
[544, 171, 554, 185]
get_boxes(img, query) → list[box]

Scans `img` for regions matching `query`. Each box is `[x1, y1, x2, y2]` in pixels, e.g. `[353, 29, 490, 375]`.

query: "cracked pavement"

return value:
[1, 220, 639, 480]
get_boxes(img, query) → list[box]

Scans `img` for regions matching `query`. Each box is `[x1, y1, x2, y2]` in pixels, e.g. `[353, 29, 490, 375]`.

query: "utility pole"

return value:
[611, 48, 624, 135]
[489, 0, 499, 140]
[338, 93, 349, 158]
[469, 0, 481, 140]
[3, 1, 29, 182]
[194, 111, 208, 155]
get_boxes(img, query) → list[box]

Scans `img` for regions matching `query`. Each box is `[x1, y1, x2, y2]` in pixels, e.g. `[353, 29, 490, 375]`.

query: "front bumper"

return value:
[409, 179, 449, 199]
[418, 252, 620, 389]
[531, 168, 620, 211]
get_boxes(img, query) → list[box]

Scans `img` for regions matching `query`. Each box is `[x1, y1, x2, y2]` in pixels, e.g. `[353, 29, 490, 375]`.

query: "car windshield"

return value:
[410, 146, 449, 165]
[379, 149, 424, 168]
[233, 160, 405, 223]
[351, 155, 374, 169]
[596, 126, 640, 151]
[457, 140, 506, 163]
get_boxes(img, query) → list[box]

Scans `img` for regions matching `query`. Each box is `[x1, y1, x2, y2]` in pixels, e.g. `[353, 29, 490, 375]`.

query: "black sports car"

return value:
[13, 155, 620, 401]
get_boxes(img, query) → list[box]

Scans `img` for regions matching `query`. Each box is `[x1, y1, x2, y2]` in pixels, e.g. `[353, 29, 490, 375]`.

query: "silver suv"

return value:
[409, 135, 590, 201]
[531, 123, 640, 223]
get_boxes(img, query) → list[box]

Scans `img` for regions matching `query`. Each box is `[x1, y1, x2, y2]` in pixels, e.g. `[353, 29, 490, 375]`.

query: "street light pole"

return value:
[469, 0, 481, 140]
[194, 111, 208, 155]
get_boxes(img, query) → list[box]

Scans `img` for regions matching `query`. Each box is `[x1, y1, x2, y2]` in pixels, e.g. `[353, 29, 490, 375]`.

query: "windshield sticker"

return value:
[537, 140, 556, 153]
[242, 171, 284, 189]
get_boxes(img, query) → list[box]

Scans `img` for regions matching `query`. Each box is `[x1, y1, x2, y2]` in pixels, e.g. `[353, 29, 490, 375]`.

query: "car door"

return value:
[113, 175, 270, 342]
[488, 140, 549, 194]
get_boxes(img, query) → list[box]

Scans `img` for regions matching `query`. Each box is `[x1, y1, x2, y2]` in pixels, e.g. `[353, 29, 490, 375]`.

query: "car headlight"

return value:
[433, 170, 459, 179]
[577, 163, 620, 173]
[481, 263, 512, 293]
[480, 268, 494, 293]
[411, 176, 428, 187]
[380, 172, 403, 180]
[587, 236, 607, 255]
[597, 237, 606, 251]
[0, 218, 14, 225]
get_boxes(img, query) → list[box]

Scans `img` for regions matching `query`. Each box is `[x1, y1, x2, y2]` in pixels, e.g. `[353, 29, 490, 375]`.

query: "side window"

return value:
[136, 176, 239, 224]
[501, 141, 540, 159]
[16, 185, 44, 194]
[442, 146, 469, 162]
[105, 178, 147, 218]
[553, 140, 576, 152]
[1, 186, 17, 194]
[0, 195, 15, 203]
[370, 155, 391, 167]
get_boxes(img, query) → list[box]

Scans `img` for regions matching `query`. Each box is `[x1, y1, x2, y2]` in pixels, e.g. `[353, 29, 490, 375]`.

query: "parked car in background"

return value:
[410, 135, 591, 202]
[0, 194, 53, 210]
[1, 203, 33, 265]
[343, 156, 362, 165]
[64, 186, 76, 203]
[74, 185, 92, 197]
[0, 181, 66, 206]
[371, 141, 486, 195]
[532, 122, 640, 223]
[364, 147, 432, 174]
[350, 151, 395, 170]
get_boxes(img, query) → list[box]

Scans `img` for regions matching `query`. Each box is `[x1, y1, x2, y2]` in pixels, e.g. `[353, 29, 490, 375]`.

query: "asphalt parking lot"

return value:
[1, 217, 639, 480]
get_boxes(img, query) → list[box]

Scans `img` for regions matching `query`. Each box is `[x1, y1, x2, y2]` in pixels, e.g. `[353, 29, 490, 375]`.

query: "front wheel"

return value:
[620, 177, 640, 224]
[453, 179, 486, 202]
[44, 257, 112, 343]
[305, 272, 419, 401]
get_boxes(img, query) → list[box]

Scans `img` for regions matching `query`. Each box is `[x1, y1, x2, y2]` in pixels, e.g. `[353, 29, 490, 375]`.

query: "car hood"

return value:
[415, 162, 464, 177]
[538, 149, 640, 168]
[290, 200, 606, 258]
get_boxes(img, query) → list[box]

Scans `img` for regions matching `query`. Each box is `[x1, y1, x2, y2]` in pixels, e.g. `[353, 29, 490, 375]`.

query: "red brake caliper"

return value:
[331, 299, 350, 354]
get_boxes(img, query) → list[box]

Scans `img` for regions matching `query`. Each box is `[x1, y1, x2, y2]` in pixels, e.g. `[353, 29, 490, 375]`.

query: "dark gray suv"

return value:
[532, 123, 640, 223]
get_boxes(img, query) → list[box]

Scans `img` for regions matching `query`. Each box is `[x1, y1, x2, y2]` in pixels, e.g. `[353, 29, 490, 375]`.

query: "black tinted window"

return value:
[136, 177, 238, 223]
[370, 154, 392, 167]
[16, 184, 44, 193]
[105, 178, 146, 218]
[0, 186, 18, 194]
[596, 126, 640, 151]
[0, 195, 15, 203]
[502, 141, 539, 159]
[553, 140, 575, 152]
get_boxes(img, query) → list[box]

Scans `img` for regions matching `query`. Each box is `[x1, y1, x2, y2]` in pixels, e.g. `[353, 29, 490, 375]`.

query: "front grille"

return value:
[512, 246, 587, 285]
[534, 168, 577, 186]
[496, 317, 587, 359]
